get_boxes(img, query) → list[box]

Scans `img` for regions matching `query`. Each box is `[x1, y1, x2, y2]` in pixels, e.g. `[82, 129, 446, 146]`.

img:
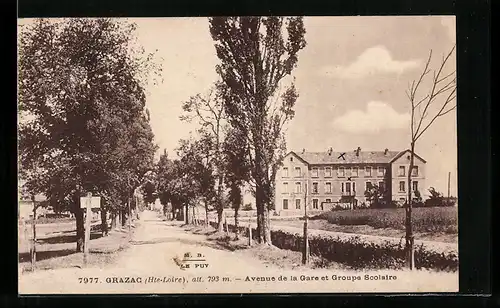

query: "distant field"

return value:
[312, 207, 458, 234]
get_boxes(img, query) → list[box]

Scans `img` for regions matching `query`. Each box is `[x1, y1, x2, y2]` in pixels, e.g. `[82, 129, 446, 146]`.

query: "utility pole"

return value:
[447, 172, 451, 198]
[302, 183, 309, 265]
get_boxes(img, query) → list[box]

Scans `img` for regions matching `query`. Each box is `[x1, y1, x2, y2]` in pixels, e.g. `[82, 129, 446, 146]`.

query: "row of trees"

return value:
[18, 18, 159, 252]
[149, 17, 307, 245]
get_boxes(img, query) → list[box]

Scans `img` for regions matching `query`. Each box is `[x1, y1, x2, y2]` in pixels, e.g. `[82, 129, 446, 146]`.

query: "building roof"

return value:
[292, 150, 404, 165]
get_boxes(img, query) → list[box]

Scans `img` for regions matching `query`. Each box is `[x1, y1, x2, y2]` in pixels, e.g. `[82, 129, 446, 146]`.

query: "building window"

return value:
[365, 166, 372, 177]
[282, 167, 289, 178]
[312, 182, 319, 194]
[379, 181, 385, 192]
[412, 166, 419, 177]
[282, 199, 288, 210]
[365, 181, 372, 191]
[345, 182, 351, 194]
[341, 182, 344, 193]
[325, 182, 332, 193]
[412, 181, 418, 192]
[399, 181, 406, 192]
[338, 167, 345, 178]
[290, 157, 293, 162]
[283, 182, 288, 193]
[295, 182, 301, 194]
[295, 167, 301, 177]
[325, 167, 332, 177]
[325, 198, 331, 203]
[353, 182, 356, 193]
[295, 199, 301, 209]
[312, 199, 319, 209]
[312, 167, 319, 178]
[352, 167, 359, 177]
[378, 167, 385, 177]
[398, 166, 405, 177]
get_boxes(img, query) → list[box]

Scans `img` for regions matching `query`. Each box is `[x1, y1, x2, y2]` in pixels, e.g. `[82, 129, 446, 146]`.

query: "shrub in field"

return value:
[311, 207, 457, 234]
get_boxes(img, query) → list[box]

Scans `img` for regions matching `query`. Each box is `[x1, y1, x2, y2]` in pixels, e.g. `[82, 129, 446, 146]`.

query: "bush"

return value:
[242, 203, 253, 211]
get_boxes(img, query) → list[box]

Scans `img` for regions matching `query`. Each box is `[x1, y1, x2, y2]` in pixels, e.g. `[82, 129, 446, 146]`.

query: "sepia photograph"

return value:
[17, 16, 458, 294]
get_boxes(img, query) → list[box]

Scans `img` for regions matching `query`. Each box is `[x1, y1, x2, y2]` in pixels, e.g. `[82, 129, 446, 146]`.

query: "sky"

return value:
[130, 16, 457, 197]
[17, 16, 457, 197]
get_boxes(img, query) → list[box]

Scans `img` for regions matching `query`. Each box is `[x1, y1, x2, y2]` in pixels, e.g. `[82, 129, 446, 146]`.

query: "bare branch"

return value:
[436, 70, 456, 84]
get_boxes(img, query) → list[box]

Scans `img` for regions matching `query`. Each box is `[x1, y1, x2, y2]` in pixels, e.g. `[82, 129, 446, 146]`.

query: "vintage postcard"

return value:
[17, 16, 458, 294]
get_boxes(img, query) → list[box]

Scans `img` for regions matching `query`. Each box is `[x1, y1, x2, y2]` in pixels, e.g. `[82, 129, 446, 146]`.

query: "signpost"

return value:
[80, 193, 100, 267]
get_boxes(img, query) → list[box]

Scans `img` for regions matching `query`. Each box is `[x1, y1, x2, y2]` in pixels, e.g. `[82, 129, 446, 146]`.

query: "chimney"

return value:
[302, 148, 306, 154]
[328, 147, 333, 156]
[384, 148, 389, 155]
[356, 147, 361, 156]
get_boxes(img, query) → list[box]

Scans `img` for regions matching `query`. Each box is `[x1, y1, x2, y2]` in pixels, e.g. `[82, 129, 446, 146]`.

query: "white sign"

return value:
[80, 196, 101, 209]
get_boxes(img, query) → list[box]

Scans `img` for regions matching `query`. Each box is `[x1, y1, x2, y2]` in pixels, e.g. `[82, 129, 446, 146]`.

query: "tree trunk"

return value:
[184, 204, 189, 225]
[121, 209, 127, 227]
[234, 207, 240, 239]
[75, 204, 84, 252]
[216, 208, 224, 232]
[216, 175, 224, 232]
[405, 142, 416, 269]
[205, 199, 209, 227]
[255, 182, 272, 245]
[100, 206, 108, 236]
[111, 210, 117, 229]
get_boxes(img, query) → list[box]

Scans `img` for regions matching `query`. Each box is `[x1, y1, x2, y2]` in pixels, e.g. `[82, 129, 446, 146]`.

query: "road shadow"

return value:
[130, 238, 179, 246]
[37, 232, 103, 244]
[18, 249, 75, 263]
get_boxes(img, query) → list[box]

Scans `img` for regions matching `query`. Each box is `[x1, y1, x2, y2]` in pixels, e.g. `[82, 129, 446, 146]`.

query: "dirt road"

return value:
[19, 210, 458, 294]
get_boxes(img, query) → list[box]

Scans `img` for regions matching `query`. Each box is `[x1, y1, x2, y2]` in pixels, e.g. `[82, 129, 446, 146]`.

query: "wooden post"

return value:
[83, 193, 92, 267]
[302, 183, 310, 265]
[30, 195, 37, 271]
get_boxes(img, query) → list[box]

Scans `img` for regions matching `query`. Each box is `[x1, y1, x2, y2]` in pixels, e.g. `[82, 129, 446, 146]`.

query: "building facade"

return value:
[274, 148, 426, 215]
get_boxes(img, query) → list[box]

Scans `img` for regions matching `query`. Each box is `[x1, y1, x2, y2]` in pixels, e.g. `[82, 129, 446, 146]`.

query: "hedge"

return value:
[201, 220, 458, 271]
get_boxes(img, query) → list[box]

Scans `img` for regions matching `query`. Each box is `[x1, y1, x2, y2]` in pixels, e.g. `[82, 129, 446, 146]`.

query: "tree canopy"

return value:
[18, 18, 159, 251]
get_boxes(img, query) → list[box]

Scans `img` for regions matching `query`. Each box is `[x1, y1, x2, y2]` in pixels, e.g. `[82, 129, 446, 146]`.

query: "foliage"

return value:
[424, 187, 457, 207]
[242, 203, 253, 211]
[312, 207, 458, 234]
[180, 84, 228, 228]
[18, 18, 159, 250]
[223, 126, 251, 213]
[156, 149, 200, 215]
[363, 183, 394, 208]
[209, 16, 307, 243]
